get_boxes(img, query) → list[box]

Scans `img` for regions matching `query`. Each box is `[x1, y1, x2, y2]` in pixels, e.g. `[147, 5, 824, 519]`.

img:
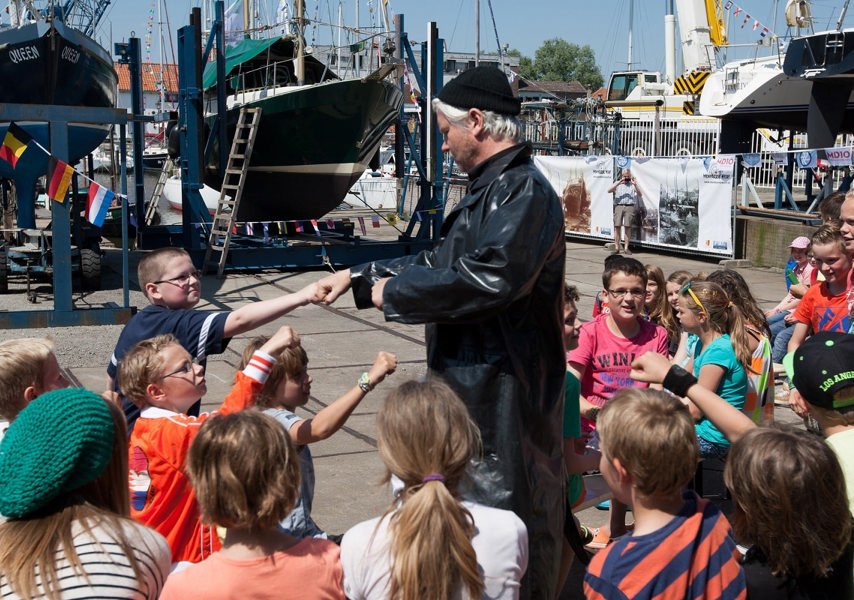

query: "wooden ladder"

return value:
[202, 107, 262, 277]
[144, 157, 174, 226]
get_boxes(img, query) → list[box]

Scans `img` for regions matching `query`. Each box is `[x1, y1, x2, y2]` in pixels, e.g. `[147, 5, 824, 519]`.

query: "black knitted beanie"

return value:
[437, 66, 521, 115]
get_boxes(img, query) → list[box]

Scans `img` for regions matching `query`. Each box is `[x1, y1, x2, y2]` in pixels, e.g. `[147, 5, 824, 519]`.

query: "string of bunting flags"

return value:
[723, 1, 774, 40]
[0, 121, 120, 228]
[215, 210, 447, 239]
[1, 121, 416, 236]
[614, 146, 854, 170]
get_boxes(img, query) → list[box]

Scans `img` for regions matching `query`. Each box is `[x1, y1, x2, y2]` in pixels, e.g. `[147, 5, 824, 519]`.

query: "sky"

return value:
[97, 0, 854, 81]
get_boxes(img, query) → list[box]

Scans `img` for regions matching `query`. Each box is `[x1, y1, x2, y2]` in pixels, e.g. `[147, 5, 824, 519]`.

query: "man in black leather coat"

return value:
[317, 66, 566, 598]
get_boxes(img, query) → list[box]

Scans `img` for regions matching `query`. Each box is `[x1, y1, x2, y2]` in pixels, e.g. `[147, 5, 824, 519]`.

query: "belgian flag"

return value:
[47, 157, 75, 204]
[0, 122, 32, 168]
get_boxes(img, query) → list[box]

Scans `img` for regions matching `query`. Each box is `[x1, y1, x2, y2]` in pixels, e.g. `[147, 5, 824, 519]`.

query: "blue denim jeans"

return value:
[768, 312, 795, 363]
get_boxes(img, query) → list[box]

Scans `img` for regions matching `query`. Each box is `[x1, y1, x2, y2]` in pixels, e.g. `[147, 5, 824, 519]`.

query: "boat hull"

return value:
[142, 153, 169, 171]
[163, 176, 222, 215]
[0, 21, 116, 110]
[343, 170, 399, 210]
[699, 48, 854, 144]
[205, 77, 403, 221]
[0, 20, 117, 225]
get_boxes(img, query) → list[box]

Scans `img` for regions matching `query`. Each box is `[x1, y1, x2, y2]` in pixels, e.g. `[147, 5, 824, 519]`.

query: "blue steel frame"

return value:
[0, 103, 133, 328]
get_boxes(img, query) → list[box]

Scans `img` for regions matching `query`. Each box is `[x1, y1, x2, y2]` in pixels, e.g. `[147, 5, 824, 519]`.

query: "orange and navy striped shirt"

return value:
[584, 492, 746, 600]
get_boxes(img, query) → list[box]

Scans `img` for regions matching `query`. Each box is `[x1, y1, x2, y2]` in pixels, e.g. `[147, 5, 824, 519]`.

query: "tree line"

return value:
[508, 38, 603, 91]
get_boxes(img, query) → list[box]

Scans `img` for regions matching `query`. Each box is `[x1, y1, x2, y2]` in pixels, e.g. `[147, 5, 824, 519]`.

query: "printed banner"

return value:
[823, 146, 853, 167]
[534, 156, 734, 255]
[796, 150, 817, 169]
[534, 155, 613, 237]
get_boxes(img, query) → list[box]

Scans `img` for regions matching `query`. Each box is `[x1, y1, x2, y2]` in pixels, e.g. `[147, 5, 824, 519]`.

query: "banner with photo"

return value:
[533, 155, 614, 236]
[534, 155, 735, 256]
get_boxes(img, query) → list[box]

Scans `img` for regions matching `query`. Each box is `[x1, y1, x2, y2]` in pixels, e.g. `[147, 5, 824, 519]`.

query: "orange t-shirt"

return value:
[129, 353, 273, 564]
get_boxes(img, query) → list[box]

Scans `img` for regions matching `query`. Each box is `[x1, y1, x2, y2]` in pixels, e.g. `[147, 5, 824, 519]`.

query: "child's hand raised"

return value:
[367, 351, 397, 386]
[260, 325, 301, 355]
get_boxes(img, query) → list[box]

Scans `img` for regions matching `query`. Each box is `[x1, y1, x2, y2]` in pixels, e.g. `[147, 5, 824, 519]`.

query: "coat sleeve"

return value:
[350, 252, 434, 310]
[378, 174, 563, 324]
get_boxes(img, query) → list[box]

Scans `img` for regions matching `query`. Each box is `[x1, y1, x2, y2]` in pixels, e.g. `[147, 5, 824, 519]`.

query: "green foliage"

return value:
[525, 38, 603, 89]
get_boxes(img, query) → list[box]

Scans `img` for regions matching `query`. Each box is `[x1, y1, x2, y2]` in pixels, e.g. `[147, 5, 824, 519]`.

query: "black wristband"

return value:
[662, 365, 698, 397]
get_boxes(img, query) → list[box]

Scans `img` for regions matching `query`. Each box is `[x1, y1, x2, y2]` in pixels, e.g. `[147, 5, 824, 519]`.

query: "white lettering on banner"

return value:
[8, 45, 39, 64]
[61, 47, 80, 64]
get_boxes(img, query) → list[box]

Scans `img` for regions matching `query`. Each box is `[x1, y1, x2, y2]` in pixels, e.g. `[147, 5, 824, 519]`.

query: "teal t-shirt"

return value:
[692, 334, 747, 447]
[563, 371, 583, 506]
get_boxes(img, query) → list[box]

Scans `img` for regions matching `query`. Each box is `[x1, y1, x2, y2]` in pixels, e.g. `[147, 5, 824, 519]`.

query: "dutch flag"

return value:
[87, 182, 114, 228]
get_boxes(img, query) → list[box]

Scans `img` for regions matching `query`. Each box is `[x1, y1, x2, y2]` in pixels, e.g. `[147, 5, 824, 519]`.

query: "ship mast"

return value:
[475, 0, 480, 66]
[837, 0, 851, 31]
[296, 0, 305, 84]
[627, 0, 634, 69]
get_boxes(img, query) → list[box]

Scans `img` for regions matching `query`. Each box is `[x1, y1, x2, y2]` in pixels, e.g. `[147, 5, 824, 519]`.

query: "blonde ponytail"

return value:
[376, 379, 485, 600]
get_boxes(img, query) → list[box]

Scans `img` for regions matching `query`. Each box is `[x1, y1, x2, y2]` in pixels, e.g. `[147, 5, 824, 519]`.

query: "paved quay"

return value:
[0, 225, 803, 597]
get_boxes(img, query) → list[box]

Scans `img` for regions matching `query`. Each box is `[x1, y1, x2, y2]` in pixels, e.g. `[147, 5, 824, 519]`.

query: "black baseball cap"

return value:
[783, 331, 854, 410]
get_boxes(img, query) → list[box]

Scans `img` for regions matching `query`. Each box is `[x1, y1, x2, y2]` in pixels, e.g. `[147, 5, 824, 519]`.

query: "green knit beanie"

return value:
[0, 388, 115, 518]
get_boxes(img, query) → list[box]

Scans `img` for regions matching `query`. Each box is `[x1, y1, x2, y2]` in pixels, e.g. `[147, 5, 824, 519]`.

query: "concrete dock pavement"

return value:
[0, 232, 804, 596]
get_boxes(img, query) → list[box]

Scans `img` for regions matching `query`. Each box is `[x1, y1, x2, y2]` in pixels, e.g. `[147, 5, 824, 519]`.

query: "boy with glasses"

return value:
[107, 247, 318, 429]
[117, 325, 299, 565]
[568, 256, 669, 548]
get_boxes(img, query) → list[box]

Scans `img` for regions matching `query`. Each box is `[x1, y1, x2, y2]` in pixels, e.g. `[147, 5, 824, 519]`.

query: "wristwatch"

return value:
[358, 372, 374, 393]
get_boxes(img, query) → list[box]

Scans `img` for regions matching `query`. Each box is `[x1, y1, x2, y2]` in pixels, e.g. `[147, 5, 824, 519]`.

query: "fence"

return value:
[521, 110, 854, 191]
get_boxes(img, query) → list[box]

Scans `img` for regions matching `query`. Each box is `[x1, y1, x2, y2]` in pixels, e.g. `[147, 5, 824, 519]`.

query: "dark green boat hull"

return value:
[205, 77, 402, 221]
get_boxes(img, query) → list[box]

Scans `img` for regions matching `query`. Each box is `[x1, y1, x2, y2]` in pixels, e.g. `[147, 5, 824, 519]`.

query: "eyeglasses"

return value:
[154, 270, 202, 287]
[160, 359, 198, 380]
[680, 281, 708, 317]
[606, 288, 646, 300]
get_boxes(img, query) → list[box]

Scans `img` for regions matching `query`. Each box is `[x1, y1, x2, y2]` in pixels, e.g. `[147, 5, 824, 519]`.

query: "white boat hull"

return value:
[162, 176, 226, 215]
[342, 170, 399, 211]
[700, 52, 854, 137]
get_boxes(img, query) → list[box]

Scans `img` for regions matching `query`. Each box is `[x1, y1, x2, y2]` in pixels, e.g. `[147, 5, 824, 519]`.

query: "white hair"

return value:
[431, 98, 522, 143]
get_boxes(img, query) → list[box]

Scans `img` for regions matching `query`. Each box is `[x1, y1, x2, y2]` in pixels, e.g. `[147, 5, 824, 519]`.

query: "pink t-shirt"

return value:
[568, 314, 669, 431]
[160, 538, 344, 600]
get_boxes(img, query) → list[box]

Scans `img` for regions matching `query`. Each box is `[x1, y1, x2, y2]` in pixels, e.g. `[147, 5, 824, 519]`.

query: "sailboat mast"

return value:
[158, 0, 165, 115]
[475, 0, 480, 66]
[627, 0, 633, 69]
[296, 0, 305, 85]
[837, 0, 850, 31]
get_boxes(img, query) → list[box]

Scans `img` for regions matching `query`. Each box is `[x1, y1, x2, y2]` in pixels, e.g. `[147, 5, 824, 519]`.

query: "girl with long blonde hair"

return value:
[0, 389, 170, 600]
[676, 280, 753, 459]
[644, 264, 678, 347]
[341, 379, 528, 600]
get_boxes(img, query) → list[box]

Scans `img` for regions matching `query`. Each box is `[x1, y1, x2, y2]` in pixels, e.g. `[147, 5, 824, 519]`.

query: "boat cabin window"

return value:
[608, 73, 637, 101]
